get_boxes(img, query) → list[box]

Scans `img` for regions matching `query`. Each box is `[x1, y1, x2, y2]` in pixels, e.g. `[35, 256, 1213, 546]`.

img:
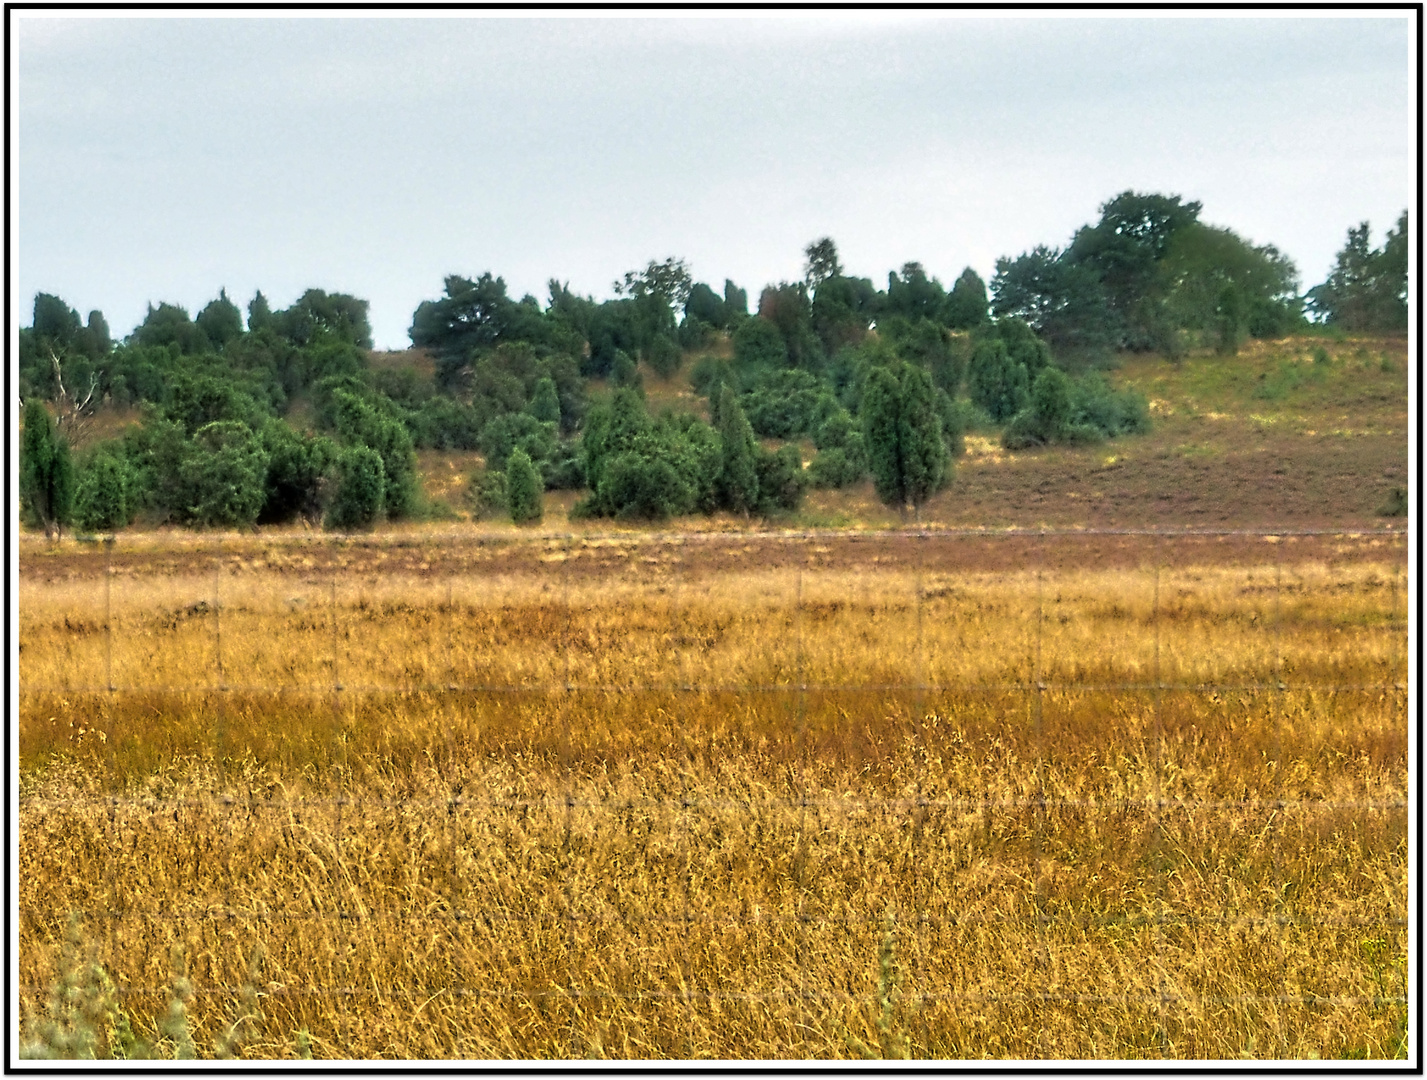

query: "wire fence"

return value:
[17, 525, 1412, 1060]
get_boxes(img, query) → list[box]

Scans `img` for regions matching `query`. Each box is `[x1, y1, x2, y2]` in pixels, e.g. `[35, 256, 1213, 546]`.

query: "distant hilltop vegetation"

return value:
[19, 192, 1407, 536]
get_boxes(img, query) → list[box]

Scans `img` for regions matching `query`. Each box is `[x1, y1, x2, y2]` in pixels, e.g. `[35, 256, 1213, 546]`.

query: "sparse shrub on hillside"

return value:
[808, 446, 865, 489]
[466, 465, 507, 519]
[644, 334, 682, 379]
[1003, 368, 1148, 450]
[689, 355, 734, 398]
[610, 350, 643, 393]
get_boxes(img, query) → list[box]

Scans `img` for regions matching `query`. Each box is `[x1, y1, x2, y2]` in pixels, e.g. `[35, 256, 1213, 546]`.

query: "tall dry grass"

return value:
[18, 534, 1408, 1059]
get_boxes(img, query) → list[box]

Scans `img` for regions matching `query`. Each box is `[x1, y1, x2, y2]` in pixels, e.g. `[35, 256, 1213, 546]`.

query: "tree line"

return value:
[18, 193, 1406, 536]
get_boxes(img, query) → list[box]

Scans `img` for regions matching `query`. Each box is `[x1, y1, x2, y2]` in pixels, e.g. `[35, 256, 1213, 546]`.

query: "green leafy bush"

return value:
[754, 444, 807, 516]
[177, 422, 269, 528]
[73, 449, 134, 533]
[741, 369, 839, 440]
[467, 466, 507, 519]
[967, 339, 1029, 422]
[808, 446, 865, 489]
[325, 444, 386, 531]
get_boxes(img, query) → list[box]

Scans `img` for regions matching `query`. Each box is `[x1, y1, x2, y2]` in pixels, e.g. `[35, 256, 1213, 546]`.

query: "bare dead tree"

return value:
[48, 349, 101, 445]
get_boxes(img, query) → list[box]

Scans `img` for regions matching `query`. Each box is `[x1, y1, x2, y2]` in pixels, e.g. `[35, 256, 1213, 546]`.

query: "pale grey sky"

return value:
[11, 11, 1417, 350]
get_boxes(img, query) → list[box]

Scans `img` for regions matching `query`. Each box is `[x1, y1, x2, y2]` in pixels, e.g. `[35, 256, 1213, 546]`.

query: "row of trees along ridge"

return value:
[19, 193, 1406, 534]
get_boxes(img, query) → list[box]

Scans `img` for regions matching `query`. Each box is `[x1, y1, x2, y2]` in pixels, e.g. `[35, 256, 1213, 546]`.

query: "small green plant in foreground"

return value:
[833, 911, 913, 1060]
[21, 915, 278, 1060]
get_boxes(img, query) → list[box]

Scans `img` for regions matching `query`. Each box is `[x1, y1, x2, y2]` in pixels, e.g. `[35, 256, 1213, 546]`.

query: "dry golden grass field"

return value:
[17, 528, 1408, 1060]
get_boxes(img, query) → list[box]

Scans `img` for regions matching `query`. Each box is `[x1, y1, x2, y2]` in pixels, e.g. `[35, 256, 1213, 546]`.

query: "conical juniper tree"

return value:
[861, 362, 949, 522]
[21, 398, 75, 539]
[506, 447, 544, 525]
[715, 383, 759, 516]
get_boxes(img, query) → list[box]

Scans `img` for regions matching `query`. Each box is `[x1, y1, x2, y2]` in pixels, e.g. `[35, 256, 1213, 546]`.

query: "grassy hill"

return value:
[400, 334, 1407, 532]
[34, 333, 1406, 539]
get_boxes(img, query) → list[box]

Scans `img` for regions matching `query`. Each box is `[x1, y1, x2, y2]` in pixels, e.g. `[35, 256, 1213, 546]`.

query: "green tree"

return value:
[810, 275, 873, 356]
[479, 412, 558, 477]
[614, 257, 693, 309]
[467, 466, 507, 520]
[732, 316, 788, 370]
[943, 267, 989, 329]
[75, 310, 111, 362]
[884, 318, 964, 395]
[73, 449, 133, 533]
[164, 372, 265, 435]
[577, 391, 715, 521]
[723, 279, 749, 322]
[644, 334, 681, 379]
[804, 237, 843, 290]
[594, 453, 694, 521]
[525, 377, 562, 425]
[328, 391, 419, 519]
[247, 291, 274, 334]
[580, 389, 653, 498]
[326, 445, 386, 531]
[992, 246, 1117, 360]
[195, 288, 244, 350]
[1159, 223, 1301, 352]
[411, 273, 526, 387]
[967, 339, 1030, 422]
[757, 283, 822, 369]
[685, 282, 726, 329]
[610, 350, 643, 393]
[884, 262, 946, 323]
[133, 302, 210, 355]
[272, 289, 374, 349]
[861, 362, 948, 520]
[1004, 366, 1072, 447]
[32, 293, 82, 348]
[807, 446, 865, 489]
[21, 399, 75, 538]
[505, 448, 544, 525]
[715, 383, 759, 516]
[1306, 213, 1408, 332]
[1067, 190, 1202, 349]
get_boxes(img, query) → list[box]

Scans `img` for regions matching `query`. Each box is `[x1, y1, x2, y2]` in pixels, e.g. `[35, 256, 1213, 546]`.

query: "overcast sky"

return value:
[11, 11, 1416, 351]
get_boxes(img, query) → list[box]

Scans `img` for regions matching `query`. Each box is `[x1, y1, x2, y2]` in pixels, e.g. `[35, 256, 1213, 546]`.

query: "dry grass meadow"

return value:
[17, 527, 1408, 1060]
